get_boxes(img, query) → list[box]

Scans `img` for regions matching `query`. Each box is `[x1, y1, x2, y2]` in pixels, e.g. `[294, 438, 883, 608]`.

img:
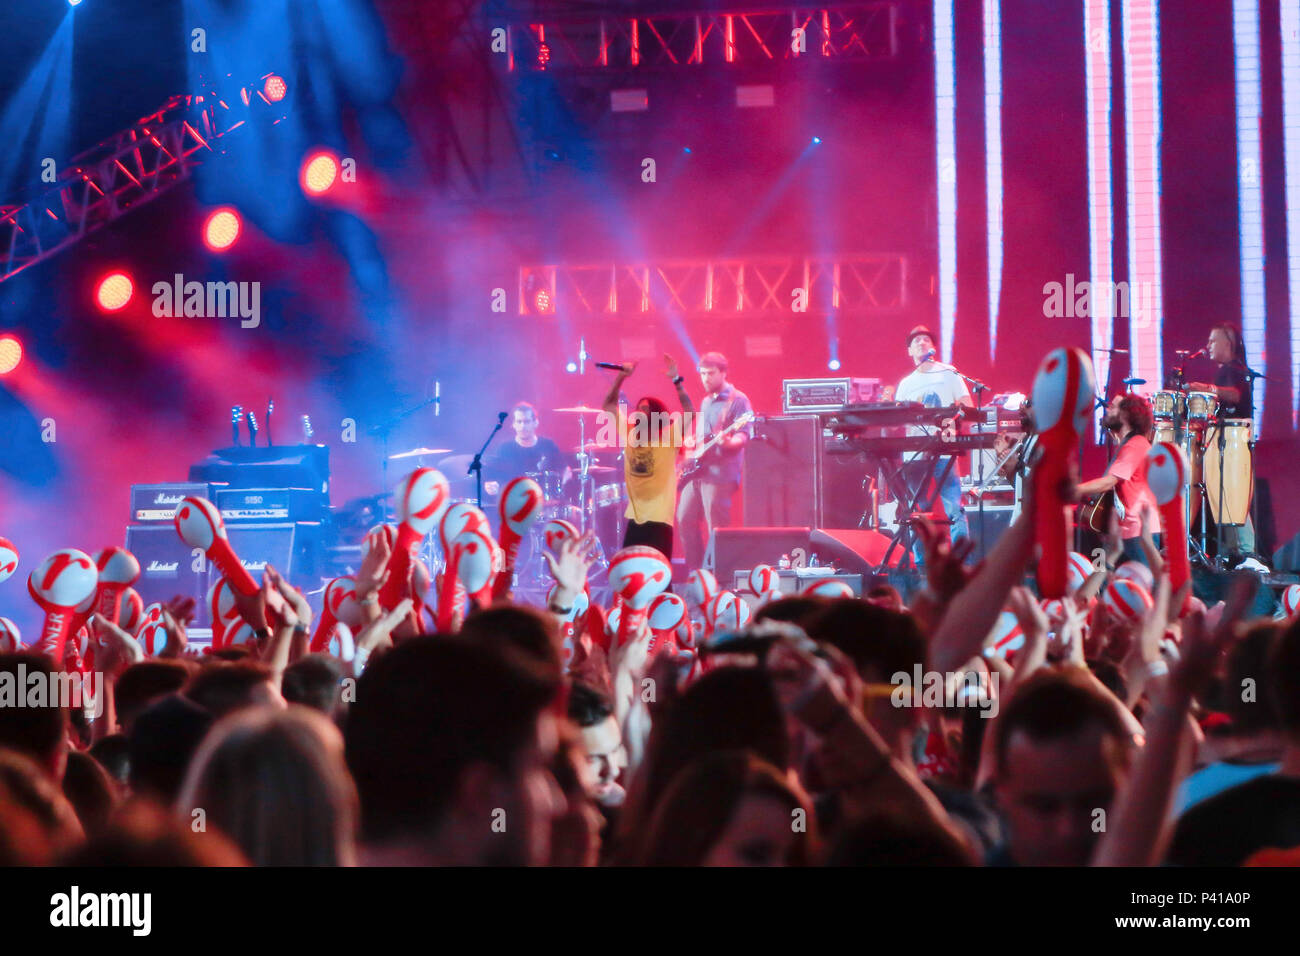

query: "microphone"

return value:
[920, 349, 937, 363]
[595, 362, 627, 372]
[1186, 347, 1207, 360]
[498, 411, 508, 423]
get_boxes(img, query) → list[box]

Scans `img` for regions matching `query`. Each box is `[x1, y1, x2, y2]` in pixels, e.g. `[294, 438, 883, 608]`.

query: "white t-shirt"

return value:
[896, 364, 971, 461]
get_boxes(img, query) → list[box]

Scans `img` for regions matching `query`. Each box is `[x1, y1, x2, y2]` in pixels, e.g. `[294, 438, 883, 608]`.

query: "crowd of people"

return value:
[1, 463, 1299, 869]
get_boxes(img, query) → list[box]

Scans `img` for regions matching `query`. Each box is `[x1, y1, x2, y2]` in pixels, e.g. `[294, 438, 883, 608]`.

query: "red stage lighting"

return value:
[203, 208, 242, 252]
[96, 272, 134, 312]
[263, 74, 287, 102]
[301, 152, 339, 196]
[0, 336, 22, 376]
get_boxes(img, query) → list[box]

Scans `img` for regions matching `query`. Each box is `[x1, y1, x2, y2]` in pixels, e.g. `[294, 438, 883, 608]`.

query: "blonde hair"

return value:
[177, 707, 357, 866]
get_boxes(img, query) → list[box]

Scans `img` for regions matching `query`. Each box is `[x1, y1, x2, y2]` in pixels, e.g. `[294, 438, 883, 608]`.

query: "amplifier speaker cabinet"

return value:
[705, 527, 811, 585]
[743, 417, 821, 527]
[129, 482, 214, 523]
[962, 504, 1015, 562]
[217, 522, 322, 589]
[124, 524, 211, 628]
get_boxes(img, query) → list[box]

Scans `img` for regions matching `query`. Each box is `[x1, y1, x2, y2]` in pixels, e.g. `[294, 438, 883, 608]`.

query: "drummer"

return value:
[1186, 322, 1253, 422]
[484, 402, 570, 496]
[1186, 322, 1256, 556]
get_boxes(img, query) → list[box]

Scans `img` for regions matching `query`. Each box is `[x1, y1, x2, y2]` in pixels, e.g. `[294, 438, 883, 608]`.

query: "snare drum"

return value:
[1203, 418, 1253, 526]
[526, 470, 565, 501]
[1186, 391, 1219, 427]
[1153, 390, 1184, 420]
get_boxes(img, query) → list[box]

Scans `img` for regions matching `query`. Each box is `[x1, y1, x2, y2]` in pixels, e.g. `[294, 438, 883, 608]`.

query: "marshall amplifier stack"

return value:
[124, 447, 330, 626]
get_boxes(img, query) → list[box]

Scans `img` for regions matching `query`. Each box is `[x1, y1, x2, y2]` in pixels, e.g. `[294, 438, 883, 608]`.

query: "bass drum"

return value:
[1203, 419, 1253, 526]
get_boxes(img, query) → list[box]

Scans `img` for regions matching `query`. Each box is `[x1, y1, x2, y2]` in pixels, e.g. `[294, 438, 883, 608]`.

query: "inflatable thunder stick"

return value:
[0, 537, 18, 584]
[607, 546, 672, 648]
[1147, 441, 1193, 613]
[379, 469, 451, 612]
[174, 497, 258, 595]
[493, 477, 545, 600]
[1029, 347, 1096, 598]
[94, 547, 140, 624]
[29, 549, 99, 662]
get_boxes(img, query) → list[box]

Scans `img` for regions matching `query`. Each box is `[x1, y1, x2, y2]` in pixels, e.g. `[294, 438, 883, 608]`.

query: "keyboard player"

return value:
[895, 325, 975, 557]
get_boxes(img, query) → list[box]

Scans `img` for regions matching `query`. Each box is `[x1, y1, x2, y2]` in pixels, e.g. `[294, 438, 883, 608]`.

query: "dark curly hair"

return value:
[1116, 393, 1154, 439]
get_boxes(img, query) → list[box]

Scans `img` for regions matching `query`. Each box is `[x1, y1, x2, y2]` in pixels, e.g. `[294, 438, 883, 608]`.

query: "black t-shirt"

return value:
[1165, 775, 1300, 866]
[486, 437, 565, 483]
[1214, 361, 1253, 420]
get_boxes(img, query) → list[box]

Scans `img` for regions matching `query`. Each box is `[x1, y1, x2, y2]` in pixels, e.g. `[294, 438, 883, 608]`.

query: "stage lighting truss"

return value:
[502, 3, 903, 72]
[517, 255, 907, 318]
[0, 78, 287, 284]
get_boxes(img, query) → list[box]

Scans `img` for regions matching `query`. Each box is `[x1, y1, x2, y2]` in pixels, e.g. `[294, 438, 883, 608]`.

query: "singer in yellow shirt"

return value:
[599, 354, 695, 563]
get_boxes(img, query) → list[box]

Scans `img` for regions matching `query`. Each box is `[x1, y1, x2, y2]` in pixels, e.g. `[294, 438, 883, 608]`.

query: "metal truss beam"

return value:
[518, 254, 907, 317]
[1, 86, 284, 284]
[505, 3, 903, 73]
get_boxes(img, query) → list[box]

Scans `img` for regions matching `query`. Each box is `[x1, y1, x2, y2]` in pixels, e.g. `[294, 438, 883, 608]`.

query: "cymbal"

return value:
[553, 405, 605, 414]
[437, 454, 474, 473]
[575, 442, 619, 452]
[388, 447, 452, 460]
[584, 465, 618, 475]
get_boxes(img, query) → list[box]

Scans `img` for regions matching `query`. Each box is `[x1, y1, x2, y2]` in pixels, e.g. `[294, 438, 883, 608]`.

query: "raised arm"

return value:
[601, 362, 635, 416]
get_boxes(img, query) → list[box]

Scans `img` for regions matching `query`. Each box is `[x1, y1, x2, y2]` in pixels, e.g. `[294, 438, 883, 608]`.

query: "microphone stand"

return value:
[368, 396, 439, 520]
[469, 413, 508, 509]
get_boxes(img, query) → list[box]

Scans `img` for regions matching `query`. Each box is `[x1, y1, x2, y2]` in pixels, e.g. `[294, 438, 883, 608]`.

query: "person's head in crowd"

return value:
[114, 660, 191, 735]
[344, 636, 565, 865]
[617, 666, 788, 863]
[178, 706, 358, 867]
[639, 750, 814, 866]
[0, 748, 84, 864]
[1267, 615, 1300, 748]
[1086, 658, 1128, 708]
[281, 654, 347, 721]
[0, 652, 69, 782]
[208, 646, 255, 663]
[128, 694, 214, 806]
[62, 801, 247, 866]
[992, 668, 1135, 866]
[1209, 621, 1281, 738]
[754, 595, 826, 628]
[567, 681, 627, 807]
[89, 733, 131, 788]
[548, 724, 605, 867]
[863, 583, 905, 612]
[825, 810, 978, 866]
[184, 661, 282, 718]
[461, 605, 563, 679]
[62, 749, 120, 837]
[804, 599, 927, 765]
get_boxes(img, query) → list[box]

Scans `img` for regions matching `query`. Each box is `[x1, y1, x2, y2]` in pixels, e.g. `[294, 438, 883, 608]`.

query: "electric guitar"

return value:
[678, 412, 755, 487]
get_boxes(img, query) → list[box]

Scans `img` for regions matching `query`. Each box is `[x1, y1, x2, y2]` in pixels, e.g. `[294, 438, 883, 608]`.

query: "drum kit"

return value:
[1150, 385, 1254, 563]
[377, 405, 629, 591]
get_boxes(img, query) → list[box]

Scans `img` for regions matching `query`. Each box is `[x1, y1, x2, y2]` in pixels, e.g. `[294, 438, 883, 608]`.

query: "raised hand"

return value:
[663, 353, 681, 381]
[544, 530, 600, 604]
[355, 530, 391, 598]
[265, 564, 312, 630]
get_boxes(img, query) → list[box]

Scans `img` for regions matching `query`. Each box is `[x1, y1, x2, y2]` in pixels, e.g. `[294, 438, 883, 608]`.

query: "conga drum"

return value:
[1203, 419, 1253, 526]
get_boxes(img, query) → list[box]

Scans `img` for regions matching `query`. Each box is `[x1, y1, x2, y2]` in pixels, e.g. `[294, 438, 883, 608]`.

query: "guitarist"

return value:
[1076, 393, 1160, 566]
[601, 354, 695, 561]
[676, 351, 754, 573]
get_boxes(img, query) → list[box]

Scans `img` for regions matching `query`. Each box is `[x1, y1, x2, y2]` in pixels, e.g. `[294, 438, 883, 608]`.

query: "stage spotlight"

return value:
[812, 136, 823, 145]
[566, 361, 578, 373]
[263, 74, 287, 102]
[203, 208, 242, 252]
[300, 151, 339, 196]
[96, 272, 134, 312]
[827, 358, 841, 371]
[683, 146, 692, 154]
[534, 288, 552, 313]
[0, 336, 22, 376]
[68, 0, 83, 6]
